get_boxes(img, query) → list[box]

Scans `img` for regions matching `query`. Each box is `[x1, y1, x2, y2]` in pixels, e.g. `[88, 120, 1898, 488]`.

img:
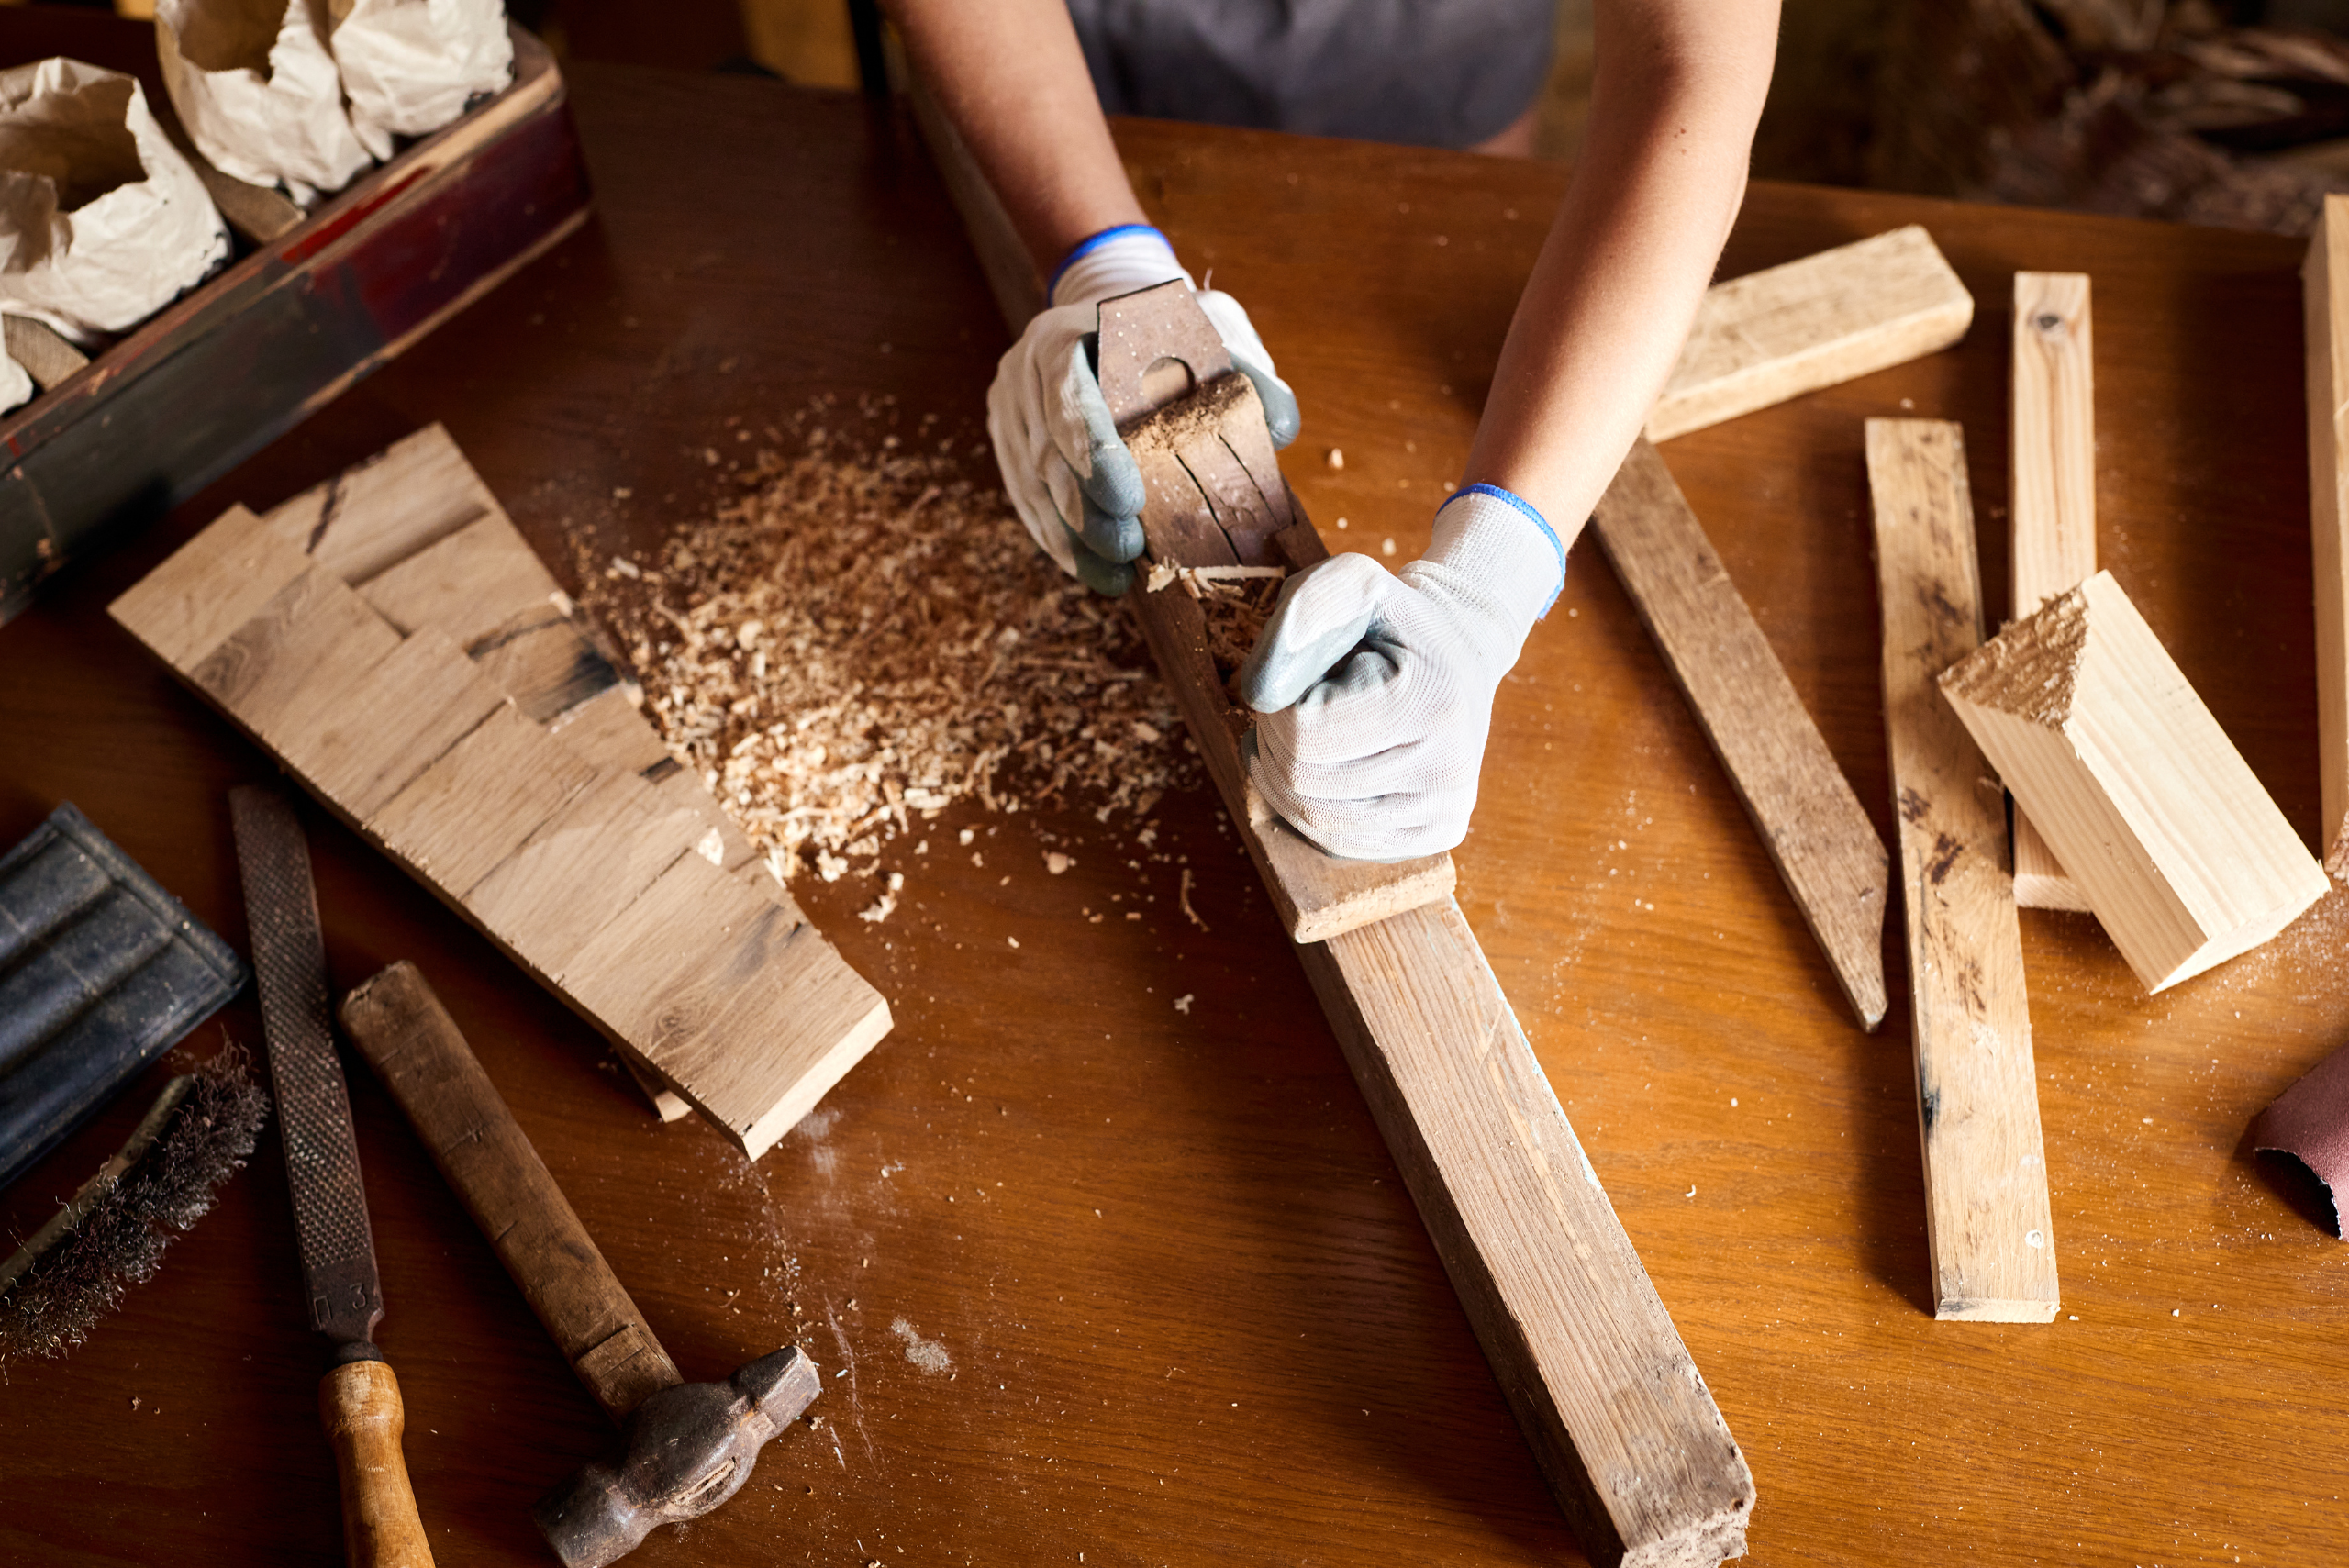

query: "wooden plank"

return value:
[187, 568, 406, 749]
[2009, 272, 2098, 912]
[1941, 568, 2330, 994]
[372, 703, 600, 898]
[1589, 439, 1888, 1029]
[906, 83, 1747, 1568]
[1299, 899, 1754, 1565]
[2305, 194, 2349, 880]
[560, 849, 890, 1158]
[1647, 225, 1975, 441]
[1865, 417, 2060, 1323]
[548, 684, 672, 775]
[276, 625, 511, 821]
[463, 606, 624, 724]
[106, 504, 313, 670]
[262, 424, 500, 588]
[464, 770, 711, 976]
[357, 511, 564, 648]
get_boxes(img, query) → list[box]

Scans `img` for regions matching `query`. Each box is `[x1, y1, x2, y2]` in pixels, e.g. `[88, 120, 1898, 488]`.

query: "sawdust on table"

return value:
[580, 402, 1201, 895]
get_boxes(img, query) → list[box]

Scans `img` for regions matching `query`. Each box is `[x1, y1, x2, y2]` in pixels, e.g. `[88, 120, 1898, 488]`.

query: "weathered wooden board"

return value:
[109, 428, 889, 1156]
[1865, 417, 2060, 1323]
[2009, 272, 2098, 912]
[1941, 569, 2329, 994]
[1590, 439, 1888, 1029]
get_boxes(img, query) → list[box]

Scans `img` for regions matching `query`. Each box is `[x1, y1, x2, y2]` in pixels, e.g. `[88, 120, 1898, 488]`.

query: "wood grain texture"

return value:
[108, 429, 885, 1157]
[2009, 272, 2099, 912]
[2306, 195, 2349, 879]
[317, 1359, 436, 1568]
[1941, 570, 2330, 993]
[1590, 439, 1888, 1029]
[1866, 417, 2059, 1323]
[17, 78, 2349, 1568]
[1301, 898, 1753, 1567]
[1647, 226, 1975, 441]
[341, 962, 683, 1422]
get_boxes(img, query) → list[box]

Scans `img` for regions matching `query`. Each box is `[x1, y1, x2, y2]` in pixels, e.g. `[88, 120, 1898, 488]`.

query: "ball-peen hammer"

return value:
[338, 961, 818, 1568]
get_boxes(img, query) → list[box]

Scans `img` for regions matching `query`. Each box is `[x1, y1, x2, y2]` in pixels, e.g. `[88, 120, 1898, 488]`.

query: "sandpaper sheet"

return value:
[2252, 1040, 2349, 1235]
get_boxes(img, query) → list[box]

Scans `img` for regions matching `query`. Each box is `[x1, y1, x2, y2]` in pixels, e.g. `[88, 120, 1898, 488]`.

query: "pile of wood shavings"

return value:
[584, 413, 1198, 904]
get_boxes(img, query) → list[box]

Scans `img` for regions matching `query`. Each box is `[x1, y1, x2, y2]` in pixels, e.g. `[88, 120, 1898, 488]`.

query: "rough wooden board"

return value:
[464, 605, 624, 724]
[464, 769, 709, 977]
[1300, 898, 1754, 1566]
[549, 684, 672, 775]
[261, 424, 500, 587]
[357, 510, 565, 647]
[282, 624, 512, 821]
[1865, 417, 2060, 1323]
[188, 568, 406, 750]
[3, 317, 87, 393]
[1589, 439, 1889, 1030]
[2010, 271, 2098, 912]
[1941, 569, 2330, 994]
[2305, 194, 2349, 881]
[371, 699, 600, 902]
[558, 849, 889, 1159]
[106, 504, 314, 671]
[1647, 225, 1975, 442]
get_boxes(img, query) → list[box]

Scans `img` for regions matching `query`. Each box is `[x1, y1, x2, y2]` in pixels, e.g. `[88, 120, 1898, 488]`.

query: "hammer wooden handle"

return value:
[320, 1359, 435, 1568]
[340, 962, 680, 1423]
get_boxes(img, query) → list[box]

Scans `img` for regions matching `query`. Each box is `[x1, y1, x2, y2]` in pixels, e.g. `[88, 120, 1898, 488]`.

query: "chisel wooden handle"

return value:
[339, 962, 680, 1423]
[319, 1358, 435, 1568]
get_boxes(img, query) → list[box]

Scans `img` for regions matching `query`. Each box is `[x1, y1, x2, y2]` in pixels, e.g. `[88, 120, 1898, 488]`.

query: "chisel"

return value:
[230, 784, 435, 1568]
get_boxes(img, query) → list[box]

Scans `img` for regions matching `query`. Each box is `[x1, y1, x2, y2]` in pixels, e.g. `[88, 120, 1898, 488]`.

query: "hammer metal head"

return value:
[532, 1346, 819, 1568]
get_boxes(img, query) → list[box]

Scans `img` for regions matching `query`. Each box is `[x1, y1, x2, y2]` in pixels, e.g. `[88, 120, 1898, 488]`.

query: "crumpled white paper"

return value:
[0, 57, 230, 376]
[328, 0, 511, 158]
[157, 0, 374, 205]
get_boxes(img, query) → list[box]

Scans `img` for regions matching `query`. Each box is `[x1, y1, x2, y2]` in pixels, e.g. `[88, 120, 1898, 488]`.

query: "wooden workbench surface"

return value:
[3, 63, 2344, 1568]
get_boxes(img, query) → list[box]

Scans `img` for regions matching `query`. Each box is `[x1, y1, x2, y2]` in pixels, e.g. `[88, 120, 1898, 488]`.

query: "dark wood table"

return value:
[2, 61, 2343, 1568]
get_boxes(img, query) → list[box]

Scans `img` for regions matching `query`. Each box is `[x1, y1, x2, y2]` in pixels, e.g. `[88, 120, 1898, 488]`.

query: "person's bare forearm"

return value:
[1462, 0, 1778, 540]
[885, 0, 1146, 283]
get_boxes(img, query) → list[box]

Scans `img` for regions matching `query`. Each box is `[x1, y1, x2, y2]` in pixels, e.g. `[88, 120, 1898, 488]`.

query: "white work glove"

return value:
[1238, 484, 1566, 861]
[986, 224, 1300, 595]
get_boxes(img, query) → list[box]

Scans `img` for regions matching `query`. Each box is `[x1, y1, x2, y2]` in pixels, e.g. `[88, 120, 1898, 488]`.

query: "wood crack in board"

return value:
[110, 423, 888, 1158]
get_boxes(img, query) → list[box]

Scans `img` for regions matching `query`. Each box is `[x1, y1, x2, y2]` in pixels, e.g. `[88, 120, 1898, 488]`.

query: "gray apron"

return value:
[1068, 0, 1556, 149]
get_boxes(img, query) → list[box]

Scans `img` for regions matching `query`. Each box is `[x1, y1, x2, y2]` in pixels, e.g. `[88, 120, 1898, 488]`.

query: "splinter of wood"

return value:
[2304, 194, 2349, 880]
[1590, 439, 1888, 1030]
[2009, 272, 2097, 911]
[1865, 417, 2060, 1323]
[1939, 570, 2328, 994]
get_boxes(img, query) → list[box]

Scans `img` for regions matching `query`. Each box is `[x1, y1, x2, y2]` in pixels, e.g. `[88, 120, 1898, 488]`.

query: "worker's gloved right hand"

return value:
[986, 224, 1299, 595]
[1239, 484, 1566, 861]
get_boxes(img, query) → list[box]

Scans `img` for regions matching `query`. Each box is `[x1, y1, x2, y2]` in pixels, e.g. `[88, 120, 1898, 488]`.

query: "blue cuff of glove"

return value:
[1049, 225, 1186, 309]
[1442, 483, 1566, 617]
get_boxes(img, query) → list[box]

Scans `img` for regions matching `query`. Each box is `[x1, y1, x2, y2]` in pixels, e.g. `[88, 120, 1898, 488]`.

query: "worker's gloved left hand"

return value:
[1239, 484, 1566, 861]
[986, 224, 1299, 595]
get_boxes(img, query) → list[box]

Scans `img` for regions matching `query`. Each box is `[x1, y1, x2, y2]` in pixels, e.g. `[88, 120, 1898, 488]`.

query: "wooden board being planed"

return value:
[2304, 193, 2349, 881]
[1865, 418, 2060, 1323]
[2009, 272, 2098, 912]
[111, 426, 891, 1156]
[1940, 569, 2328, 994]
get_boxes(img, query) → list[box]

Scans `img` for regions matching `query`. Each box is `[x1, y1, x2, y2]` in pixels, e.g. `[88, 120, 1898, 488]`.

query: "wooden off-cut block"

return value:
[1866, 417, 2060, 1323]
[1940, 569, 2329, 993]
[1647, 226, 1974, 441]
